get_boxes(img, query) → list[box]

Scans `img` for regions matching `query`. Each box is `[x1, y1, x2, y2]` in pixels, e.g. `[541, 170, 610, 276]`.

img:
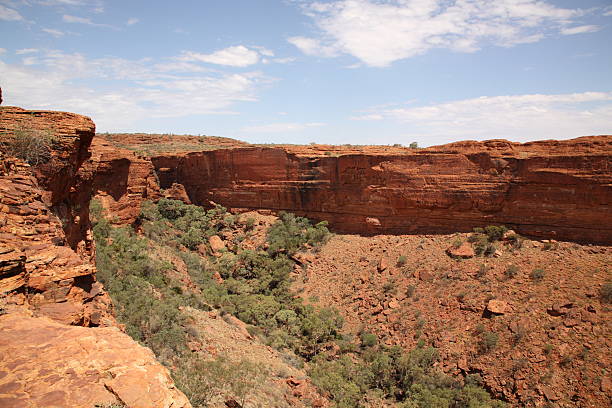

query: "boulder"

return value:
[486, 299, 508, 315]
[446, 242, 475, 259]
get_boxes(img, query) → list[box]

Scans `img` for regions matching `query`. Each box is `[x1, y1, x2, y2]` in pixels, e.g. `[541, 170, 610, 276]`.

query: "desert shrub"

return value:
[600, 282, 612, 303]
[397, 255, 407, 266]
[5, 128, 56, 165]
[406, 285, 416, 298]
[484, 225, 508, 242]
[477, 264, 489, 279]
[505, 264, 519, 279]
[479, 331, 499, 353]
[530, 268, 545, 281]
[360, 332, 378, 348]
[267, 212, 330, 256]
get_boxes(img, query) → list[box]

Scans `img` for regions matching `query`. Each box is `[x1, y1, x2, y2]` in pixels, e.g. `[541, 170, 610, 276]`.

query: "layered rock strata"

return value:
[0, 107, 190, 407]
[149, 136, 611, 244]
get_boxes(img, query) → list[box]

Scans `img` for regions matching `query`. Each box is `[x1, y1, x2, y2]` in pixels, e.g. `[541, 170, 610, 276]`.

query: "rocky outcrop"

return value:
[0, 311, 191, 408]
[80, 137, 161, 225]
[0, 106, 95, 250]
[0, 107, 191, 408]
[0, 153, 112, 326]
[149, 136, 611, 244]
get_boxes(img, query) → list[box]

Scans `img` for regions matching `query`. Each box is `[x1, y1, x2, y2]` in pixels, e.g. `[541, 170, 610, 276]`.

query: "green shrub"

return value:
[360, 332, 377, 348]
[505, 264, 519, 279]
[5, 128, 56, 166]
[267, 212, 330, 256]
[397, 255, 407, 266]
[600, 282, 612, 303]
[530, 268, 545, 281]
[479, 331, 499, 353]
[484, 225, 508, 242]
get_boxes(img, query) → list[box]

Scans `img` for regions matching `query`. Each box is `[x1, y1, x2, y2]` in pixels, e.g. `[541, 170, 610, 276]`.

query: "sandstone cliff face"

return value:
[81, 137, 161, 225]
[0, 107, 191, 408]
[149, 136, 611, 244]
[0, 106, 95, 251]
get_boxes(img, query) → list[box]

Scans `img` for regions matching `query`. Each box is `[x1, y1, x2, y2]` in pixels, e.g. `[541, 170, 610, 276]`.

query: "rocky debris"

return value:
[209, 235, 226, 254]
[298, 232, 612, 407]
[547, 302, 573, 317]
[164, 182, 191, 204]
[446, 242, 475, 258]
[486, 299, 508, 315]
[377, 256, 390, 272]
[0, 311, 191, 408]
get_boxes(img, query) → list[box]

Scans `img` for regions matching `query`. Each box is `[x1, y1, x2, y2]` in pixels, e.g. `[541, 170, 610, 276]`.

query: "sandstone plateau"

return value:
[101, 133, 612, 244]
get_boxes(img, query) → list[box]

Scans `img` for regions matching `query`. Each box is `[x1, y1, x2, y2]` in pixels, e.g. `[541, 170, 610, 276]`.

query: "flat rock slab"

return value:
[0, 311, 191, 408]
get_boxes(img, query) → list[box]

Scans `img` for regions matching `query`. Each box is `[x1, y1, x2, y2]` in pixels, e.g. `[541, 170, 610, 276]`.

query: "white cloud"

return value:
[62, 13, 114, 28]
[290, 0, 592, 67]
[353, 92, 612, 144]
[287, 36, 339, 58]
[0, 48, 6, 55]
[63, 14, 93, 24]
[126, 17, 139, 26]
[560, 25, 600, 35]
[0, 4, 23, 21]
[0, 50, 268, 130]
[16, 48, 39, 55]
[42, 28, 65, 37]
[242, 122, 325, 133]
[180, 46, 261, 67]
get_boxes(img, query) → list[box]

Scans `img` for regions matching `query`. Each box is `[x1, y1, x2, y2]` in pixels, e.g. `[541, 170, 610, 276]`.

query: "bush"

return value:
[479, 331, 499, 353]
[360, 332, 377, 348]
[530, 268, 545, 281]
[484, 225, 508, 242]
[267, 212, 330, 256]
[5, 128, 56, 166]
[600, 282, 612, 303]
[397, 255, 407, 266]
[505, 264, 519, 279]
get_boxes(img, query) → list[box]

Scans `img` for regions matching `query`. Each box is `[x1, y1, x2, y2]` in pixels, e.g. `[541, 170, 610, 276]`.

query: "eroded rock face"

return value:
[80, 137, 161, 225]
[150, 136, 611, 244]
[0, 153, 112, 326]
[0, 311, 191, 408]
[0, 107, 191, 408]
[0, 106, 95, 250]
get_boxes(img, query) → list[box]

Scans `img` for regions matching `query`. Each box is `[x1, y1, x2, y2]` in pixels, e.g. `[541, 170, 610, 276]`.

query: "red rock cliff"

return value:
[149, 136, 611, 244]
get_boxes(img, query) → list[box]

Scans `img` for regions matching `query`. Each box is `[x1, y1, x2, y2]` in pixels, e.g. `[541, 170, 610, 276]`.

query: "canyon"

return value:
[0, 105, 610, 407]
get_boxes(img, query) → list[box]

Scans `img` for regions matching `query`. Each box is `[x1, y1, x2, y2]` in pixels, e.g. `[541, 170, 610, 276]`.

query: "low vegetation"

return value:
[91, 198, 504, 407]
[4, 128, 56, 165]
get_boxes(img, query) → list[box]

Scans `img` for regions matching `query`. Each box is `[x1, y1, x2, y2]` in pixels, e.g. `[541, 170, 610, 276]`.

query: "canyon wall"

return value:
[150, 137, 611, 244]
[0, 107, 190, 408]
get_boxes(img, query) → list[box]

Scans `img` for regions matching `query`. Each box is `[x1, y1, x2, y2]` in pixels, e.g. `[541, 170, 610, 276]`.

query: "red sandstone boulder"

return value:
[446, 242, 475, 258]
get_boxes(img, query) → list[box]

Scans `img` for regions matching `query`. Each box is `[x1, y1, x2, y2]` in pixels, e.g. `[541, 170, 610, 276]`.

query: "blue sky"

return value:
[1, 0, 611, 146]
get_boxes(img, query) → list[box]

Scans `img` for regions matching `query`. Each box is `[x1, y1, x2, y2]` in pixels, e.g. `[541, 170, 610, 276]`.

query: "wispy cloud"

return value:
[180, 46, 262, 67]
[0, 48, 6, 55]
[126, 17, 139, 26]
[62, 13, 114, 28]
[560, 25, 600, 36]
[0, 4, 23, 21]
[0, 50, 270, 129]
[241, 122, 325, 133]
[290, 0, 594, 67]
[352, 92, 612, 144]
[42, 28, 65, 37]
[16, 48, 40, 55]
